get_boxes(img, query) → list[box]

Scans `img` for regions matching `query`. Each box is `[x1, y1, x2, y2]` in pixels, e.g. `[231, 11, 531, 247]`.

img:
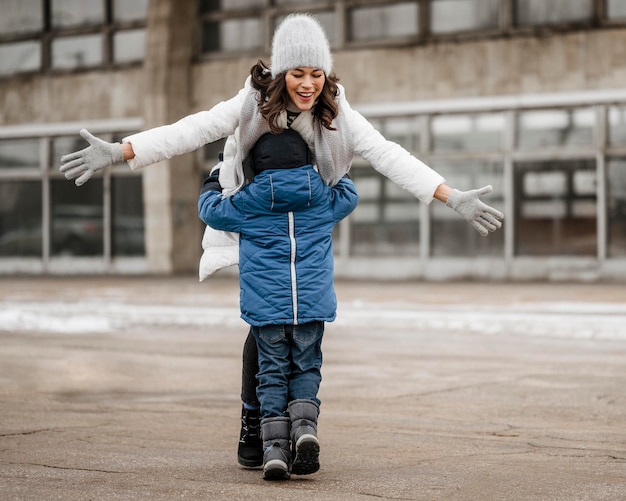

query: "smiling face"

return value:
[284, 67, 325, 112]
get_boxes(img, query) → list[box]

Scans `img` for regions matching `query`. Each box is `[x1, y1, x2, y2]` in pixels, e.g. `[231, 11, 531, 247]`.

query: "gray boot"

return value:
[288, 399, 320, 475]
[261, 416, 291, 480]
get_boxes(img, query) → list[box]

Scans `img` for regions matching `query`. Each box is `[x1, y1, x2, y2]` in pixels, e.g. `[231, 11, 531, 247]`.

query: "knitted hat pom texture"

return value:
[271, 14, 333, 77]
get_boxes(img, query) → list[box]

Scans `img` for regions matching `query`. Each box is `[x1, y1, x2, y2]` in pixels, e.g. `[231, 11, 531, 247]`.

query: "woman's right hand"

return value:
[60, 129, 124, 186]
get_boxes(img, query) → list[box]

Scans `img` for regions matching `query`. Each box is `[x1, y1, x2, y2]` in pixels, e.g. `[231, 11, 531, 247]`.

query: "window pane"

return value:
[0, 180, 42, 257]
[377, 117, 419, 152]
[350, 166, 420, 256]
[51, 179, 104, 256]
[50, 136, 85, 170]
[350, 3, 418, 42]
[52, 34, 103, 69]
[0, 138, 39, 169]
[430, 160, 504, 256]
[200, 0, 265, 13]
[274, 0, 316, 5]
[608, 0, 626, 19]
[608, 106, 626, 146]
[113, 0, 149, 22]
[607, 158, 626, 257]
[432, 113, 504, 152]
[0, 0, 42, 35]
[514, 160, 596, 256]
[112, 176, 145, 256]
[431, 0, 499, 34]
[52, 0, 104, 28]
[516, 108, 594, 150]
[202, 17, 262, 52]
[113, 29, 146, 64]
[0, 41, 40, 76]
[517, 0, 592, 26]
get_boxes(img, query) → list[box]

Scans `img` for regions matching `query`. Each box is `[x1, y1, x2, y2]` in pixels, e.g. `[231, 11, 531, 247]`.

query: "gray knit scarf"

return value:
[233, 86, 354, 188]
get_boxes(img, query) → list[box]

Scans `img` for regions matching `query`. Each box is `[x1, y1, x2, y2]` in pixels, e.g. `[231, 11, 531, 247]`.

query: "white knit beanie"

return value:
[271, 14, 332, 78]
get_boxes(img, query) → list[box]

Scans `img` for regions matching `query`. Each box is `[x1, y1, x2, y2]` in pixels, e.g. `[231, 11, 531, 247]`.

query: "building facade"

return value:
[1, 0, 626, 281]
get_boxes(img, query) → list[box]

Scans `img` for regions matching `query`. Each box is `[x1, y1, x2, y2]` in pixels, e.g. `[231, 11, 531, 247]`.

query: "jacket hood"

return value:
[248, 164, 325, 212]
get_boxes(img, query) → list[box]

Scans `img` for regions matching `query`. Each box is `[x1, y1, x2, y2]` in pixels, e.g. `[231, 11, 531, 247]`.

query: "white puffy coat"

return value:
[123, 77, 445, 280]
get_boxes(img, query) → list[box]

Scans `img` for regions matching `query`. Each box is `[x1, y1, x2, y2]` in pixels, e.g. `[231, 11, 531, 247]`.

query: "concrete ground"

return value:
[0, 275, 625, 500]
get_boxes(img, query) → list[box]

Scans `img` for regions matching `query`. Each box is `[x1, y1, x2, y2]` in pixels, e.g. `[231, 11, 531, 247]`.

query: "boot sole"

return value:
[238, 455, 263, 468]
[291, 434, 320, 475]
[263, 459, 290, 480]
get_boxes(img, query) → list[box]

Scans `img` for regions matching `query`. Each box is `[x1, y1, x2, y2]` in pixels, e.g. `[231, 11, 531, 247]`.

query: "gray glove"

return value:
[446, 185, 504, 236]
[59, 129, 124, 186]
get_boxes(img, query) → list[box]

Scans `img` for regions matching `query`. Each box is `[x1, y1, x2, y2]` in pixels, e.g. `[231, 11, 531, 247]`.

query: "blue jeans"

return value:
[251, 321, 324, 418]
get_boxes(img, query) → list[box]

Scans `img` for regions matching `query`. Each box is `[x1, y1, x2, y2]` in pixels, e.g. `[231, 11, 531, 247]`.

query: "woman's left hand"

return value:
[446, 185, 504, 236]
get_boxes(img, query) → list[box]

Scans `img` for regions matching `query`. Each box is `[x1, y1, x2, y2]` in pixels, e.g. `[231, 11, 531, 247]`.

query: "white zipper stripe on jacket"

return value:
[288, 211, 298, 325]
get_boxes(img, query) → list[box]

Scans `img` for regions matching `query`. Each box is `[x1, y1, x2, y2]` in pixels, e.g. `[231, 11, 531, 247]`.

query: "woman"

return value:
[60, 14, 503, 472]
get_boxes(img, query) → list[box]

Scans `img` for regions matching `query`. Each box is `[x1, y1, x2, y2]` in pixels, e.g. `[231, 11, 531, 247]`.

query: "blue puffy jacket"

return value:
[198, 164, 359, 326]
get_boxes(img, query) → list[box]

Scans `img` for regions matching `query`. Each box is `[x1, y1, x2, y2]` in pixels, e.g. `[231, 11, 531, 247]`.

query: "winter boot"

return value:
[237, 406, 263, 467]
[261, 416, 291, 480]
[288, 399, 320, 475]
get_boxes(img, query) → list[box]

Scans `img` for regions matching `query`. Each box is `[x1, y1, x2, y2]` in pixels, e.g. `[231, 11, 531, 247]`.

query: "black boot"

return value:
[261, 417, 291, 480]
[237, 406, 263, 467]
[288, 399, 320, 475]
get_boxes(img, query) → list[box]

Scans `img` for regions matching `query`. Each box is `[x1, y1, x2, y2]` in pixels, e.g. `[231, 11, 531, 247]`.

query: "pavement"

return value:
[0, 275, 625, 500]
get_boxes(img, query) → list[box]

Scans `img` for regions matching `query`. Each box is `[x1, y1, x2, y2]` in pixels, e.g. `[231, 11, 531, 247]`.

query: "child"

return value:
[198, 128, 359, 480]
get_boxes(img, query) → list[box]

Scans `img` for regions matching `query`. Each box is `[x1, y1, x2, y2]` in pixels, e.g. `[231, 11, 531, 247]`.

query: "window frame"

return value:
[0, 0, 148, 78]
[194, 0, 626, 62]
[0, 118, 147, 274]
[352, 87, 626, 267]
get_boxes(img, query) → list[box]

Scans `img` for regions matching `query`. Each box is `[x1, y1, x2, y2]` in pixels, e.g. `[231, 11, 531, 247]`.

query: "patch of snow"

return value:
[1, 299, 624, 341]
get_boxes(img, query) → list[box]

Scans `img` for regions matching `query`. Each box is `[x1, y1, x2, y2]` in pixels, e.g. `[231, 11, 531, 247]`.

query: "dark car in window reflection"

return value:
[0, 205, 144, 257]
[52, 205, 103, 255]
[0, 226, 43, 256]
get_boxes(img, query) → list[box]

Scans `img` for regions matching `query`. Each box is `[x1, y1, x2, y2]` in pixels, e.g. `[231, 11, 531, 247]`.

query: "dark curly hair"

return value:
[249, 60, 340, 134]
